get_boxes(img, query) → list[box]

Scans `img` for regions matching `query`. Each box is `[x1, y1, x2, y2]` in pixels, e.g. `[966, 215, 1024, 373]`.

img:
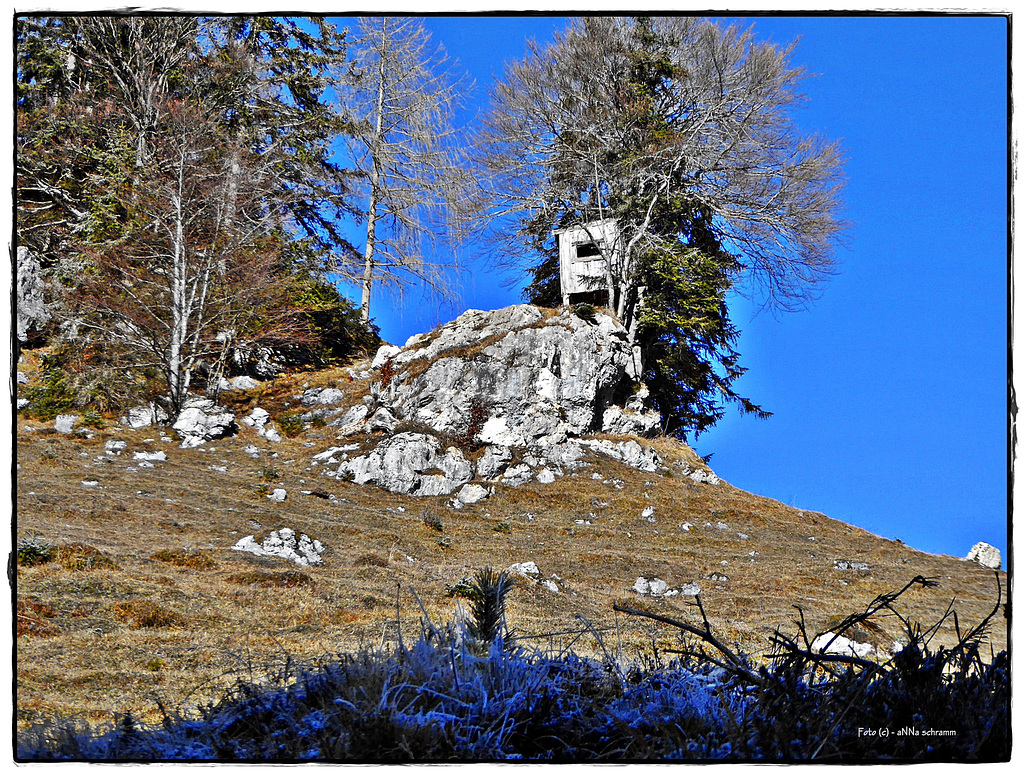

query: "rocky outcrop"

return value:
[232, 528, 325, 566]
[385, 305, 659, 446]
[337, 432, 473, 496]
[315, 304, 723, 498]
[811, 633, 876, 660]
[54, 414, 77, 434]
[121, 403, 169, 430]
[172, 397, 236, 448]
[241, 407, 282, 443]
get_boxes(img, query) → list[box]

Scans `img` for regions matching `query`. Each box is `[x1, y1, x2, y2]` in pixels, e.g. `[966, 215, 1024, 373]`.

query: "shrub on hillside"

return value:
[151, 549, 217, 571]
[26, 342, 154, 416]
[112, 600, 186, 629]
[17, 537, 56, 567]
[289, 276, 382, 365]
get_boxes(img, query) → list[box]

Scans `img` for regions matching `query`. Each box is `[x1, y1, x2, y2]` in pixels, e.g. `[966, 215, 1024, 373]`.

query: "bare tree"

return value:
[342, 16, 475, 322]
[17, 15, 361, 413]
[77, 96, 315, 414]
[478, 16, 848, 321]
[475, 16, 848, 436]
[58, 16, 198, 168]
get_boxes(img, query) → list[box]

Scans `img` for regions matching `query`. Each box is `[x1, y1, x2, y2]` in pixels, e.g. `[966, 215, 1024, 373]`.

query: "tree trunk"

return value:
[168, 152, 192, 414]
[360, 19, 389, 324]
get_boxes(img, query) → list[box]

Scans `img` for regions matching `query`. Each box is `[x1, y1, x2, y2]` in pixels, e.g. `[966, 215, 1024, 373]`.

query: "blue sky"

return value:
[329, 14, 1009, 560]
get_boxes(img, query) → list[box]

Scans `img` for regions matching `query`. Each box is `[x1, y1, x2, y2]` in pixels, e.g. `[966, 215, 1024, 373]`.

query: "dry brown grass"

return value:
[15, 397, 1007, 733]
[112, 600, 188, 629]
[151, 549, 218, 570]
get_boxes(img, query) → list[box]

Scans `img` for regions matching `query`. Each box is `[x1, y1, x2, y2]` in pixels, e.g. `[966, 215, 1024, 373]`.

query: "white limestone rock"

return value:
[633, 577, 670, 597]
[173, 398, 236, 448]
[223, 375, 260, 391]
[337, 432, 472, 496]
[233, 527, 324, 566]
[508, 561, 540, 578]
[311, 445, 360, 464]
[581, 439, 661, 472]
[329, 404, 371, 432]
[455, 483, 490, 505]
[541, 440, 588, 470]
[812, 634, 876, 660]
[501, 463, 533, 488]
[366, 407, 400, 433]
[54, 414, 78, 434]
[372, 344, 401, 369]
[966, 542, 1002, 570]
[121, 403, 168, 429]
[540, 579, 560, 594]
[300, 387, 346, 407]
[241, 407, 282, 443]
[133, 450, 168, 462]
[476, 445, 513, 480]
[387, 305, 660, 447]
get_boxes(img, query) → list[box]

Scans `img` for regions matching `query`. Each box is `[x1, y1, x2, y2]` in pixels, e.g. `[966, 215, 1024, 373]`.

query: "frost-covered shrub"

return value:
[16, 576, 1009, 762]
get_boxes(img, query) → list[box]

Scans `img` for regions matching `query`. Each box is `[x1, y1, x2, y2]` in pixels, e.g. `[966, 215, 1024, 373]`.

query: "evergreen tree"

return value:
[478, 16, 848, 437]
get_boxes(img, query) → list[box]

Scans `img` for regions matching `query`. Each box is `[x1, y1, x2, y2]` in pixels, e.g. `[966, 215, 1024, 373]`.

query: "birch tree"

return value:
[342, 16, 475, 322]
[76, 97, 313, 413]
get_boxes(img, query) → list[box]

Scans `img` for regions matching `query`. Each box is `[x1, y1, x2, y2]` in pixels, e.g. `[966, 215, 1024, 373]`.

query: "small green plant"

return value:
[24, 369, 76, 420]
[492, 521, 512, 534]
[257, 466, 280, 483]
[421, 506, 444, 533]
[444, 576, 480, 600]
[572, 302, 598, 322]
[79, 409, 108, 429]
[277, 413, 306, 437]
[465, 567, 514, 645]
[17, 537, 56, 567]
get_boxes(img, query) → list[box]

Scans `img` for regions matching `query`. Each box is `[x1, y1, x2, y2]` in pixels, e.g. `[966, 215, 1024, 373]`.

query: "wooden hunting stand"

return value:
[553, 219, 622, 308]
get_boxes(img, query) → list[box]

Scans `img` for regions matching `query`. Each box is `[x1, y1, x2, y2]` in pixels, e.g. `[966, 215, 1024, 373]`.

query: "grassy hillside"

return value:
[14, 352, 1007, 734]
